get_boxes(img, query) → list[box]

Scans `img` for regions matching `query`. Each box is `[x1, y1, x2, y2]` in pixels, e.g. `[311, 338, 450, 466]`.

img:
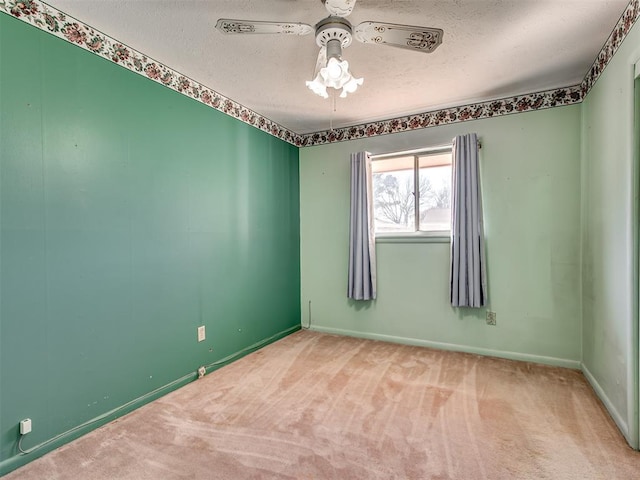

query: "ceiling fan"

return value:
[216, 0, 443, 99]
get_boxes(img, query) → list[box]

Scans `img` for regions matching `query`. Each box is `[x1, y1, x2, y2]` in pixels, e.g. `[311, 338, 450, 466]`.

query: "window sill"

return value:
[375, 232, 451, 244]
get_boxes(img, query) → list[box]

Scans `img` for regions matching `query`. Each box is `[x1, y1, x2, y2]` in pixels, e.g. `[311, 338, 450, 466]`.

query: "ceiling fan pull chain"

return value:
[330, 90, 337, 131]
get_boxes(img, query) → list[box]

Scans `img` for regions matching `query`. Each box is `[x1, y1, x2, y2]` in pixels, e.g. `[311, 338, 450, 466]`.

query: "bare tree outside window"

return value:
[372, 174, 436, 228]
[371, 152, 452, 234]
[419, 164, 451, 232]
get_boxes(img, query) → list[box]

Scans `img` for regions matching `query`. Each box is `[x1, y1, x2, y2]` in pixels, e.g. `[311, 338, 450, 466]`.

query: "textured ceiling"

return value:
[48, 0, 629, 134]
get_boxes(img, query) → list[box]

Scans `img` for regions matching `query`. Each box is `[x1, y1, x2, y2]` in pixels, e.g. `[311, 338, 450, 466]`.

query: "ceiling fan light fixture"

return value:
[308, 57, 362, 97]
[304, 18, 362, 98]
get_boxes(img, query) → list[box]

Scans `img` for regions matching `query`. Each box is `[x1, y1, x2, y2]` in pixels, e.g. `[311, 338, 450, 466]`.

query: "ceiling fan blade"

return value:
[216, 19, 314, 36]
[323, 0, 357, 17]
[354, 22, 444, 53]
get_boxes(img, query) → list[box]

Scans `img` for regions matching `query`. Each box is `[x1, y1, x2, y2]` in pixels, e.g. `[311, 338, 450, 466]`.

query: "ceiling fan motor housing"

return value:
[315, 16, 353, 50]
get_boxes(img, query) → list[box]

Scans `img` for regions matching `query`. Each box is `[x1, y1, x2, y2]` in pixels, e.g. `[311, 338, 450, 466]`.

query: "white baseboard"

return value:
[581, 363, 631, 443]
[308, 325, 581, 369]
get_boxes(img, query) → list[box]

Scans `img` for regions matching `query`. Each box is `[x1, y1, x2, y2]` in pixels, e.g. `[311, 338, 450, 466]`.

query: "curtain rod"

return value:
[371, 140, 482, 160]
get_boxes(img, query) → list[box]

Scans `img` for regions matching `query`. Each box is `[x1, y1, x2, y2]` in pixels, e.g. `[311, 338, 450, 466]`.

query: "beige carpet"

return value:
[5, 330, 640, 479]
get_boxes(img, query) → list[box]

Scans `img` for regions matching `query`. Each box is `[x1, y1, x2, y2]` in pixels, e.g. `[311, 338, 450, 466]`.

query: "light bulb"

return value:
[326, 58, 343, 80]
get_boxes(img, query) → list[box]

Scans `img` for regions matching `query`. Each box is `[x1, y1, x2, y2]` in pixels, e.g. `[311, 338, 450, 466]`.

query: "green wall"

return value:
[300, 105, 582, 367]
[2, 1, 639, 473]
[0, 13, 300, 473]
[580, 17, 640, 448]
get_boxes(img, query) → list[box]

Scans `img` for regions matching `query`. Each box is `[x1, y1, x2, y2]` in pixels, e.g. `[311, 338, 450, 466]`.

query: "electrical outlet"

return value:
[20, 418, 32, 435]
[486, 311, 497, 326]
[197, 325, 206, 342]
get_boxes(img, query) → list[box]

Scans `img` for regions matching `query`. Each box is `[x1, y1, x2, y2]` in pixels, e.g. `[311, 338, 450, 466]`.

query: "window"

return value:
[371, 148, 452, 235]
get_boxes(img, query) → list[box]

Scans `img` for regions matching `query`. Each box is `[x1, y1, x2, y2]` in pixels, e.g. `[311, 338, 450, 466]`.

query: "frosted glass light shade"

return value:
[306, 73, 329, 99]
[340, 76, 363, 98]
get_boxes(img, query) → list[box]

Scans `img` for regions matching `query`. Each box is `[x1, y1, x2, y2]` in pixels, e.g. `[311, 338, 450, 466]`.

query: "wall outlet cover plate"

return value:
[20, 418, 32, 435]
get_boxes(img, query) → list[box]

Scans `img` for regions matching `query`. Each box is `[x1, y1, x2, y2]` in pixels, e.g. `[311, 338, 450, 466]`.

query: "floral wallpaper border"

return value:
[581, 0, 639, 96]
[1, 0, 639, 147]
[301, 0, 640, 146]
[0, 0, 303, 145]
[298, 85, 583, 146]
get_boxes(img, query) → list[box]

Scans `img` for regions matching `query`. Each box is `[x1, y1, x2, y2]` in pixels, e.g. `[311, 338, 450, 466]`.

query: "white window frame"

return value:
[371, 144, 452, 243]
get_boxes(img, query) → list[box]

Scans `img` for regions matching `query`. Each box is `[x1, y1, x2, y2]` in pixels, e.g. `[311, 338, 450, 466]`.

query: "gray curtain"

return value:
[450, 133, 487, 307]
[348, 151, 377, 300]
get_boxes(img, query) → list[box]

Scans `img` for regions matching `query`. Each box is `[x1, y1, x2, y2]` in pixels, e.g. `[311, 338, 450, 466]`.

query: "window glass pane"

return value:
[418, 153, 452, 232]
[372, 156, 415, 233]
